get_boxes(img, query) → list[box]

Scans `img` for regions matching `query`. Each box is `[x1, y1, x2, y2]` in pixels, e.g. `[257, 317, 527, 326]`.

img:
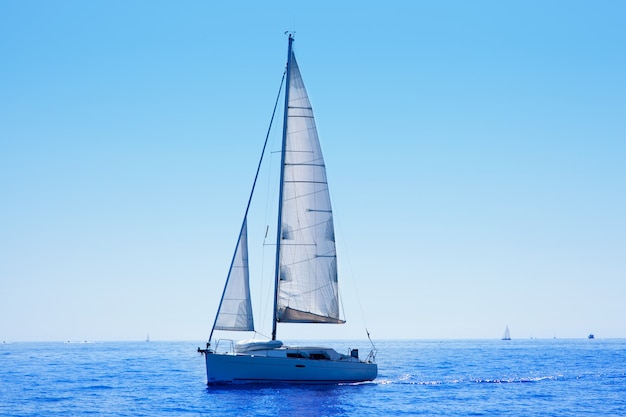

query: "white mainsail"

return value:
[213, 218, 254, 332]
[276, 52, 343, 324]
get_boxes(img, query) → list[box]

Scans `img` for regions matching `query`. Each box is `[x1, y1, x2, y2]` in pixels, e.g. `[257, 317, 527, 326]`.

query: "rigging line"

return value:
[258, 70, 288, 336]
[209, 70, 286, 344]
[246, 68, 287, 223]
[332, 201, 372, 337]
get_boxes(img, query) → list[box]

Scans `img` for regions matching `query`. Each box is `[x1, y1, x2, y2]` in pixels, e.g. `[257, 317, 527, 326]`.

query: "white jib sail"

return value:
[214, 218, 254, 331]
[277, 52, 343, 324]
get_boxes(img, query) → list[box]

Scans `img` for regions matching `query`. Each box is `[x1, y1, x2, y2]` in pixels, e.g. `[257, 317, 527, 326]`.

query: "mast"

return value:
[272, 33, 294, 341]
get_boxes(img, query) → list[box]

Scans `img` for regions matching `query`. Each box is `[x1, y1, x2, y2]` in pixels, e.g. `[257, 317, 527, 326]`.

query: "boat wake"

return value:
[378, 375, 560, 385]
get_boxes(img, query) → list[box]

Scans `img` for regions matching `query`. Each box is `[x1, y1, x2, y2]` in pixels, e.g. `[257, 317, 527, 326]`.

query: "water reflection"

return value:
[205, 383, 375, 416]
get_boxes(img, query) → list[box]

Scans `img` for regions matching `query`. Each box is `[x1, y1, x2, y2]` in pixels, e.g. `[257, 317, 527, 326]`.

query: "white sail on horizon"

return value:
[502, 325, 511, 340]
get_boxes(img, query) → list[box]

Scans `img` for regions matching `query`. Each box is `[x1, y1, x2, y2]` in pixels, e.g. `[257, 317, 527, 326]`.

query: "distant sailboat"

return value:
[502, 325, 511, 340]
[146, 333, 150, 342]
[197, 34, 377, 385]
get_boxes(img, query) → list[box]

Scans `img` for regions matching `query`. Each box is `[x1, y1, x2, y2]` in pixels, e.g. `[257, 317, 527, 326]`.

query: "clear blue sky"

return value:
[1, 1, 624, 342]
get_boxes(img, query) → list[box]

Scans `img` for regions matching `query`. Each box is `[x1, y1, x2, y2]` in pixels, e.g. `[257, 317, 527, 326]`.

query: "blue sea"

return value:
[1, 339, 625, 416]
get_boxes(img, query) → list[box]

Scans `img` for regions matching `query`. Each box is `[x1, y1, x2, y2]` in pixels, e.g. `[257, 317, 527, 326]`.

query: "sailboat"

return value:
[502, 325, 511, 340]
[197, 34, 378, 384]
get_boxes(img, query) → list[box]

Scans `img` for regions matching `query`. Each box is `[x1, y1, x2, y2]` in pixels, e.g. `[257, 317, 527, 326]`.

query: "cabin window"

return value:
[309, 353, 329, 360]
